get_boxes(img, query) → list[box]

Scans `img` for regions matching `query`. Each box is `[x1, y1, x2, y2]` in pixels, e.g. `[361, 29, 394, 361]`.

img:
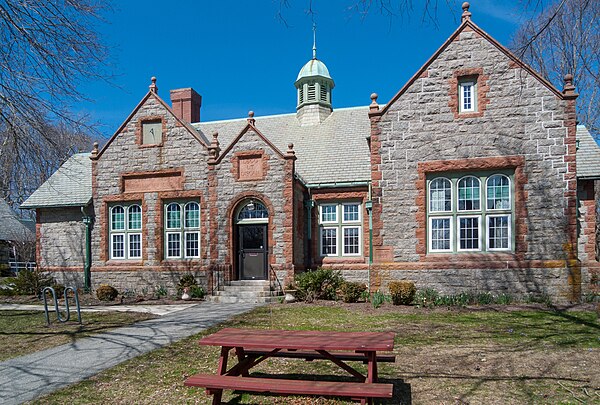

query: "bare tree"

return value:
[0, 0, 110, 209]
[512, 0, 600, 138]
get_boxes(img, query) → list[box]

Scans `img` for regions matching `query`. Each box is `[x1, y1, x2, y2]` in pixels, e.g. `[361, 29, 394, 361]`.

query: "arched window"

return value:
[487, 174, 511, 210]
[429, 178, 452, 212]
[185, 202, 200, 228]
[166, 203, 181, 229]
[111, 206, 125, 230]
[458, 176, 480, 211]
[128, 205, 142, 230]
[237, 200, 269, 222]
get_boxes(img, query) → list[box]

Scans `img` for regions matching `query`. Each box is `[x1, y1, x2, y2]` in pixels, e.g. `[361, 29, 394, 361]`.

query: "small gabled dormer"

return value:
[295, 26, 335, 126]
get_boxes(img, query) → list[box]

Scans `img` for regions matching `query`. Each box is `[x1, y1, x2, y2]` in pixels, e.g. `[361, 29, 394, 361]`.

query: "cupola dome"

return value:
[295, 24, 334, 126]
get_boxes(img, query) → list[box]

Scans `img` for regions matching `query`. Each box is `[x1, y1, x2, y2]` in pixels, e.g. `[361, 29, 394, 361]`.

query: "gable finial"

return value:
[312, 22, 317, 60]
[562, 73, 578, 99]
[149, 76, 158, 94]
[91, 142, 99, 158]
[369, 93, 379, 112]
[247, 110, 255, 125]
[461, 2, 472, 22]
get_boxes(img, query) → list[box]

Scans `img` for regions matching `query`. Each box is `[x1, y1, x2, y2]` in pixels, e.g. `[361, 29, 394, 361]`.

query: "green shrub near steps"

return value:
[294, 268, 343, 302]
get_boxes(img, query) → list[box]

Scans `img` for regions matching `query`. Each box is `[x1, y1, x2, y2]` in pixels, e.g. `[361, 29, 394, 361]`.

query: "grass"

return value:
[0, 310, 156, 361]
[27, 304, 600, 404]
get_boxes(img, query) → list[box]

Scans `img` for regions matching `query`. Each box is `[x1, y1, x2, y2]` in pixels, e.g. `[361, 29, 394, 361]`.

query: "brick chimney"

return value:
[170, 88, 202, 123]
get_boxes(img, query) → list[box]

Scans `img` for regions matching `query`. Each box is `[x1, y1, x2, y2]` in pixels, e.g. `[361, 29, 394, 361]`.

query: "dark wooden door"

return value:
[238, 224, 267, 280]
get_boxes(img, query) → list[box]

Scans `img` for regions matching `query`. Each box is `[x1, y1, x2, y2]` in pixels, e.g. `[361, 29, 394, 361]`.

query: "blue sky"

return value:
[80, 1, 528, 139]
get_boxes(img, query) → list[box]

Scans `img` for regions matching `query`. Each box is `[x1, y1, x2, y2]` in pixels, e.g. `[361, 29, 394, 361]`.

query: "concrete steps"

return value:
[208, 280, 282, 304]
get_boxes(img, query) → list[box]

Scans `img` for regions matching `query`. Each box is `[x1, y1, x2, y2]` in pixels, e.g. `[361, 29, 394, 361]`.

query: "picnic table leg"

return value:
[235, 347, 250, 377]
[211, 346, 231, 405]
[364, 351, 378, 405]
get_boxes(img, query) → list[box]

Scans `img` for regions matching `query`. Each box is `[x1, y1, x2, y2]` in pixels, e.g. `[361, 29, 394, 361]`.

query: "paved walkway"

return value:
[0, 303, 199, 316]
[0, 301, 261, 404]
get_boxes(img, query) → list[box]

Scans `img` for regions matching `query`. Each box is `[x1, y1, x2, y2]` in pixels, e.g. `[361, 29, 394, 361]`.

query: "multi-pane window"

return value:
[459, 80, 476, 113]
[427, 173, 513, 253]
[109, 203, 142, 259]
[165, 201, 200, 259]
[319, 202, 362, 257]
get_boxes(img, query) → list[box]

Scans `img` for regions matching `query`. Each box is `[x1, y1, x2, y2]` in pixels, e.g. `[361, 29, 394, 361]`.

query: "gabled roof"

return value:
[216, 121, 287, 164]
[577, 125, 600, 180]
[0, 199, 34, 242]
[193, 106, 371, 184]
[374, 18, 565, 117]
[95, 90, 209, 160]
[21, 153, 92, 209]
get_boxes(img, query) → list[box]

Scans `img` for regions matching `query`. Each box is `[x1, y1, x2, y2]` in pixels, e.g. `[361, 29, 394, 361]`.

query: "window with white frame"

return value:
[458, 79, 477, 113]
[427, 173, 513, 253]
[109, 203, 142, 259]
[165, 201, 200, 259]
[319, 202, 362, 257]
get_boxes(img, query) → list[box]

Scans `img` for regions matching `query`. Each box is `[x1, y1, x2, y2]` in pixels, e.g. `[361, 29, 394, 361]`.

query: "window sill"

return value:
[320, 257, 366, 264]
[457, 111, 484, 118]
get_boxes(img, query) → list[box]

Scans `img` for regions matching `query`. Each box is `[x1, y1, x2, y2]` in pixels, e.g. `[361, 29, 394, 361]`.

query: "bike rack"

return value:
[42, 286, 82, 325]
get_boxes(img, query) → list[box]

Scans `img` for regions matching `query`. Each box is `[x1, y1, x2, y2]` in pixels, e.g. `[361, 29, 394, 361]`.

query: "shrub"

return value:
[339, 281, 367, 303]
[10, 268, 54, 296]
[495, 293, 514, 305]
[295, 268, 343, 302]
[388, 281, 416, 305]
[189, 285, 205, 299]
[177, 273, 198, 295]
[96, 284, 119, 301]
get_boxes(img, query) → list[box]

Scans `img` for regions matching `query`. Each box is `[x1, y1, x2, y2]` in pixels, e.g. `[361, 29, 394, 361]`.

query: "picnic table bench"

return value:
[184, 328, 396, 404]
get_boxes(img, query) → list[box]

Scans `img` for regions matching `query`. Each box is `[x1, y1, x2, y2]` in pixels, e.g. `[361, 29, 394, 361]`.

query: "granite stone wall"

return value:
[371, 28, 578, 301]
[38, 207, 85, 269]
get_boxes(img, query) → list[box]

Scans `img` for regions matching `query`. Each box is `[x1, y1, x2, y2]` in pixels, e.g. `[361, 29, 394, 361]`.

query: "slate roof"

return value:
[576, 125, 600, 180]
[21, 153, 92, 209]
[193, 106, 372, 184]
[0, 199, 34, 242]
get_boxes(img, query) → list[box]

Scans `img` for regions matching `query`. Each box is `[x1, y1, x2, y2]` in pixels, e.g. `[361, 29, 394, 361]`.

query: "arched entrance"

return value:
[234, 199, 269, 280]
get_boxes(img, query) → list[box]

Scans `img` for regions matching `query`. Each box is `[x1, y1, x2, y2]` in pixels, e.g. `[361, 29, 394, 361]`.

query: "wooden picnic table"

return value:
[184, 328, 396, 404]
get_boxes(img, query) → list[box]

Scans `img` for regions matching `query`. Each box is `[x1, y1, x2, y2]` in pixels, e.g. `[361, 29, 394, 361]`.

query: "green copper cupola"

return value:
[295, 24, 334, 126]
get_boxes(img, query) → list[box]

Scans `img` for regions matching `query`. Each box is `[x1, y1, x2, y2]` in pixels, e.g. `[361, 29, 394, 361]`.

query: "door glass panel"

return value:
[241, 226, 264, 250]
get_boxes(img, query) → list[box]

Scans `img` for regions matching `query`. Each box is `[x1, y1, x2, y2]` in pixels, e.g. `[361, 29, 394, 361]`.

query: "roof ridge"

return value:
[193, 105, 371, 127]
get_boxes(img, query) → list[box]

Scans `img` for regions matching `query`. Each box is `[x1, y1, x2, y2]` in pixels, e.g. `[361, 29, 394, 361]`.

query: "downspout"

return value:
[81, 206, 93, 292]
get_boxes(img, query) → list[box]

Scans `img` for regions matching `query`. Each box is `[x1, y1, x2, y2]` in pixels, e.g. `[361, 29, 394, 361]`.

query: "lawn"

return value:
[0, 310, 156, 361]
[28, 303, 599, 404]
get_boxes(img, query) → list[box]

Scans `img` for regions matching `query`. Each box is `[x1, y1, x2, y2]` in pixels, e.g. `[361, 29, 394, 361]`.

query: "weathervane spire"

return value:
[312, 22, 317, 59]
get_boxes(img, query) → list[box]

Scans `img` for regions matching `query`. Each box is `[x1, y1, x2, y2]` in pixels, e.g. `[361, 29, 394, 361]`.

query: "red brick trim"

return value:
[448, 68, 490, 118]
[564, 97, 580, 301]
[120, 168, 184, 194]
[225, 192, 276, 280]
[100, 193, 147, 262]
[415, 156, 528, 258]
[208, 167, 219, 262]
[155, 190, 206, 263]
[135, 115, 167, 147]
[230, 150, 269, 182]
